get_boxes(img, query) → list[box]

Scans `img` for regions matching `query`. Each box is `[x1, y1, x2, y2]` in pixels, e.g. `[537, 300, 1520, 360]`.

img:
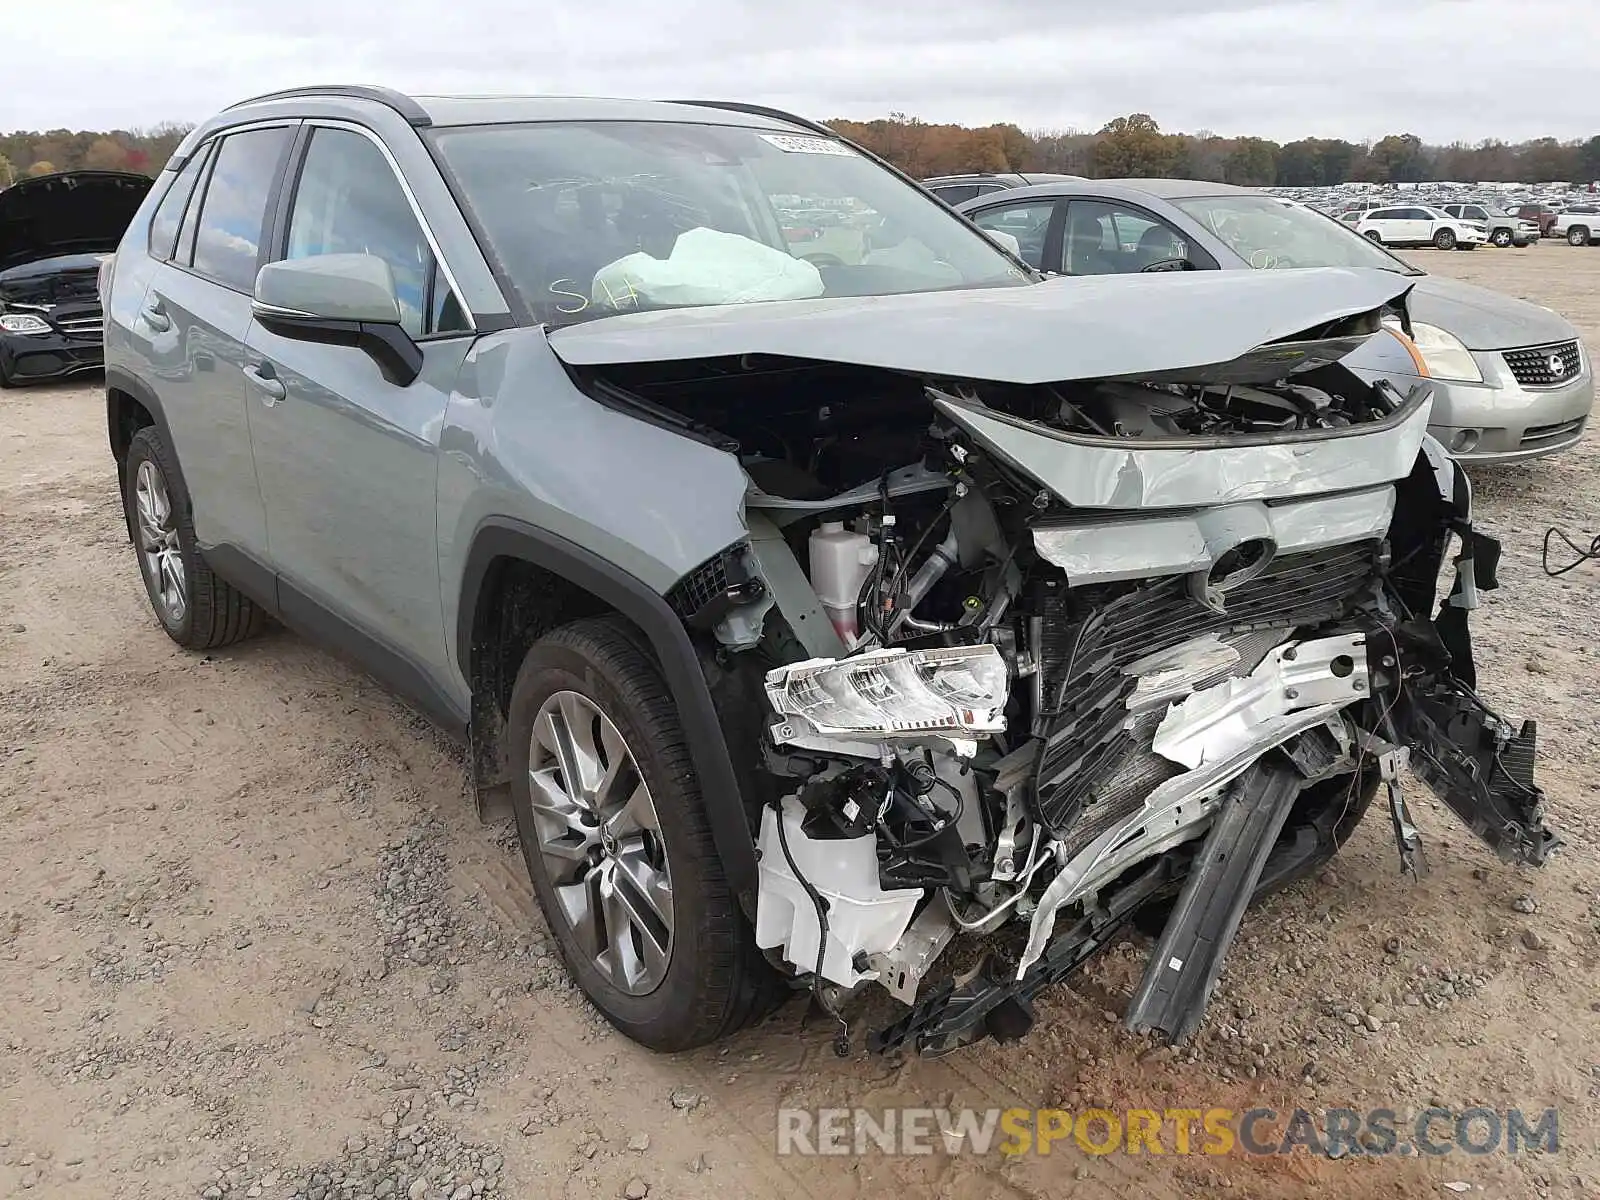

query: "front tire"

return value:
[1363, 229, 1383, 244]
[1433, 228, 1457, 250]
[1569, 226, 1591, 247]
[1491, 229, 1513, 247]
[506, 616, 779, 1051]
[122, 425, 264, 649]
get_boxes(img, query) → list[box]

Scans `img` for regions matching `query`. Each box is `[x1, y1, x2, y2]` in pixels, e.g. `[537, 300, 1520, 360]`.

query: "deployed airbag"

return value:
[592, 227, 824, 311]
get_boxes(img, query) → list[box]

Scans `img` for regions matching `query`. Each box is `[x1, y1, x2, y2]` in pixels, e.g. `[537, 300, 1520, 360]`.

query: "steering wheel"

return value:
[1140, 257, 1195, 273]
[1247, 249, 1298, 269]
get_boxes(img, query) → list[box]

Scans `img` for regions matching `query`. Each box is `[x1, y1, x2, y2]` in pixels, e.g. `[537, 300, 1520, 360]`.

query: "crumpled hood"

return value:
[548, 267, 1413, 385]
[1408, 274, 1576, 351]
[0, 171, 152, 272]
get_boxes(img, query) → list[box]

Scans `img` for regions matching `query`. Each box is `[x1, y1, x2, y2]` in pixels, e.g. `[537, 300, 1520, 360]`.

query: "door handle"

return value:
[141, 297, 171, 333]
[243, 362, 287, 406]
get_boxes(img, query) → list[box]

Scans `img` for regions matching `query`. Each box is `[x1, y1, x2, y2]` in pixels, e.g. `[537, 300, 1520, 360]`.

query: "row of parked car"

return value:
[1335, 201, 1600, 249]
[922, 171, 1593, 463]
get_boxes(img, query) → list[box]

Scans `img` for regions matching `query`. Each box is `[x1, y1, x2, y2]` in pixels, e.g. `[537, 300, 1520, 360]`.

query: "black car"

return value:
[0, 170, 152, 387]
[922, 172, 1086, 206]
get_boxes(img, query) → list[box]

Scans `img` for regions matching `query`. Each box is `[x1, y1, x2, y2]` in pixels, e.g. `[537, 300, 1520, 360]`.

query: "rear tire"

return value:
[1491, 229, 1512, 247]
[1569, 226, 1591, 247]
[1433, 228, 1457, 250]
[506, 616, 780, 1051]
[122, 425, 265, 650]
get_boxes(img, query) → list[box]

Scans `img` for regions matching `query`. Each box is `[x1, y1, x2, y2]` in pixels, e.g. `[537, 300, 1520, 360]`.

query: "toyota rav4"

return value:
[103, 86, 1556, 1056]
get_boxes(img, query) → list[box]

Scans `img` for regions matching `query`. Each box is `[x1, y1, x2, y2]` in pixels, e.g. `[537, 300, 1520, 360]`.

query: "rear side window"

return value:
[148, 151, 210, 261]
[191, 126, 295, 292]
[931, 184, 980, 205]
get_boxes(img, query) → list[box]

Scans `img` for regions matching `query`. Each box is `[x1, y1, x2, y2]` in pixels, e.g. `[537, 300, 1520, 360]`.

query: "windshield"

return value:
[1171, 194, 1423, 275]
[430, 121, 1031, 326]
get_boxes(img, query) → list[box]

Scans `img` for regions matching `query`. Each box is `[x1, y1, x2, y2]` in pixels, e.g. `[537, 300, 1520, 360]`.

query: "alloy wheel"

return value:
[527, 690, 674, 995]
[134, 459, 187, 624]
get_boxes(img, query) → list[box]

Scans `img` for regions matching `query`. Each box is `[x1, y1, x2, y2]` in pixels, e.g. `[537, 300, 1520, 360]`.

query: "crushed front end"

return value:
[564, 275, 1558, 1057]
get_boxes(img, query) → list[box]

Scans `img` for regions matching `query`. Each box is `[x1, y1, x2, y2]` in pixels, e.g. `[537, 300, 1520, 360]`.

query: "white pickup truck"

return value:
[1552, 204, 1600, 245]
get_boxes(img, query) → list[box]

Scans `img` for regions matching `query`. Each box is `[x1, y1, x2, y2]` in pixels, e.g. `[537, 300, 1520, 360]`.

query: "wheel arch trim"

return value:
[106, 367, 189, 540]
[457, 518, 759, 908]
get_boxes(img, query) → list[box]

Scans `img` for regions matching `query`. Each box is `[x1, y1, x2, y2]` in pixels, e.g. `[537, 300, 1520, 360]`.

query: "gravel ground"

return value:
[2, 244, 1598, 1200]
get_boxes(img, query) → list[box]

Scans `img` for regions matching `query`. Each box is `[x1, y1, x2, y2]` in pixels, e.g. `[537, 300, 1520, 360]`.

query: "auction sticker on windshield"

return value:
[759, 133, 856, 155]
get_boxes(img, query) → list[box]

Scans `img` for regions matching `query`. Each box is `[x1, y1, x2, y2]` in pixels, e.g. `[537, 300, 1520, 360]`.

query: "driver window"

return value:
[285, 127, 468, 338]
[970, 201, 1055, 270]
[1063, 201, 1188, 275]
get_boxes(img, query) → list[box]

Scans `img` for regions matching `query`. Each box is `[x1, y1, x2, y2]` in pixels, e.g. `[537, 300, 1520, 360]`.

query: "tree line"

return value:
[0, 125, 194, 186]
[828, 113, 1600, 187]
[2, 113, 1597, 189]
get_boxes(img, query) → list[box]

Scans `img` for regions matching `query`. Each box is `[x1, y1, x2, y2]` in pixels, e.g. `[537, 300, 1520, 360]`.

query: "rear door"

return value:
[1402, 206, 1436, 242]
[244, 121, 475, 689]
[139, 123, 298, 563]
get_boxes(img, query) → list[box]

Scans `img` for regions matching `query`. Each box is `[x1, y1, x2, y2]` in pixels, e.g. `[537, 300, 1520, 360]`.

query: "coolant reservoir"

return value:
[809, 520, 878, 641]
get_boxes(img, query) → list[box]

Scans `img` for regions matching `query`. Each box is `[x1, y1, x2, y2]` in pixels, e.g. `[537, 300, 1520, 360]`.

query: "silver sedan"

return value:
[957, 179, 1593, 463]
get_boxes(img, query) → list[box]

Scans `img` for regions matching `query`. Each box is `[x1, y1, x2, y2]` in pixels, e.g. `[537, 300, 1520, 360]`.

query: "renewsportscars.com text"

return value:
[776, 1106, 1560, 1158]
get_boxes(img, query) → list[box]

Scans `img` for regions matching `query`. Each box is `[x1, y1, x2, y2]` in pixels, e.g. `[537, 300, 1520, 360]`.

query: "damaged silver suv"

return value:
[103, 86, 1556, 1056]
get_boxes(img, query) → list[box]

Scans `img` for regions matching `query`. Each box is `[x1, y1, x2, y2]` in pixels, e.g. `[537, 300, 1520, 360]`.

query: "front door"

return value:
[244, 123, 475, 693]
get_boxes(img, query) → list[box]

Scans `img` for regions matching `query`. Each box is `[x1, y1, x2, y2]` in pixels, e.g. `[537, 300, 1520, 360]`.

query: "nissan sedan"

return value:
[957, 180, 1593, 463]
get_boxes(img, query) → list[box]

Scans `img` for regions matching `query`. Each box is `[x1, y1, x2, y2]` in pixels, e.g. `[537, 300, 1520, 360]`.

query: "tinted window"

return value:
[1062, 200, 1192, 275]
[969, 201, 1055, 270]
[930, 184, 980, 205]
[192, 126, 294, 292]
[1403, 208, 1432, 220]
[285, 126, 465, 338]
[148, 151, 209, 261]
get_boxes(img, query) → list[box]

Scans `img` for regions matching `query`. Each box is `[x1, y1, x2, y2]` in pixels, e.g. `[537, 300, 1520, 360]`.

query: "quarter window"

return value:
[148, 149, 210, 262]
[191, 127, 295, 292]
[284, 127, 466, 338]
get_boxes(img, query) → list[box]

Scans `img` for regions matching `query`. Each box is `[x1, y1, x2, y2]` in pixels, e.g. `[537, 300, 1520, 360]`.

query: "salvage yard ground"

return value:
[3, 245, 1599, 1200]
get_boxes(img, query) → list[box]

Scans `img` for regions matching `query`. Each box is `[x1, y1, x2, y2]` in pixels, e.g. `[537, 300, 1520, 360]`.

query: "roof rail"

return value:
[224, 84, 431, 127]
[666, 100, 836, 138]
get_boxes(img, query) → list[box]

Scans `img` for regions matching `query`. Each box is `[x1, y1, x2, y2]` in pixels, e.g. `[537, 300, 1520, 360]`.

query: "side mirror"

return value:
[252, 254, 423, 387]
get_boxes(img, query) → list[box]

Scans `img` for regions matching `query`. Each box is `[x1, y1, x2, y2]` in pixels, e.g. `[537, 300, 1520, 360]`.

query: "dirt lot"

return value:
[3, 245, 1599, 1200]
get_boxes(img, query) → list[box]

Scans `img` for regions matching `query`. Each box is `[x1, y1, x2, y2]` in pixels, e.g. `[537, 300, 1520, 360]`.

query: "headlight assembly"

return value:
[0, 311, 52, 336]
[1384, 319, 1482, 383]
[765, 645, 1009, 738]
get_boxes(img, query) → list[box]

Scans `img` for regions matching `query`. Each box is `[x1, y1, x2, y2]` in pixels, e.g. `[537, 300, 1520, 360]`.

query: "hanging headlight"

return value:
[765, 645, 1009, 738]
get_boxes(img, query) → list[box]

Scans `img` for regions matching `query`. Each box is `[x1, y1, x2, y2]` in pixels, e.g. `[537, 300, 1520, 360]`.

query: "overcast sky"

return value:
[3, 0, 1591, 143]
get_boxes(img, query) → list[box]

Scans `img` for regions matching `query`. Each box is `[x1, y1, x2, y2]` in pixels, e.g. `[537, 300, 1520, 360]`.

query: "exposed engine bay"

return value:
[574, 328, 1558, 1057]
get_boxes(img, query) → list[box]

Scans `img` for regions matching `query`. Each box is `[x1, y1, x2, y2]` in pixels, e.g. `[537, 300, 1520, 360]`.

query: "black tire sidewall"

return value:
[123, 427, 199, 645]
[506, 630, 729, 1048]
